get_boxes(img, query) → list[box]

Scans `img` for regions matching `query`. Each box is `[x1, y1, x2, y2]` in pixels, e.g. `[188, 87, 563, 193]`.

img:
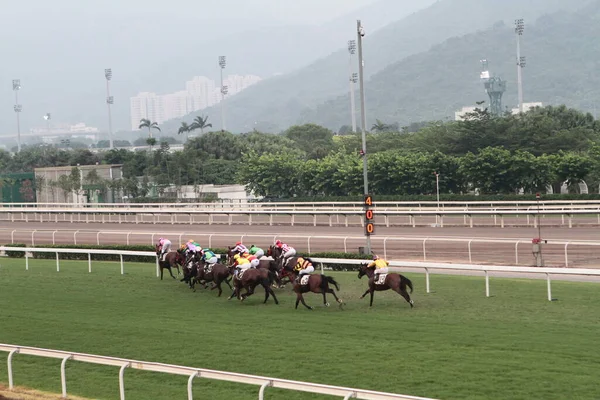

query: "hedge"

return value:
[258, 194, 600, 202]
[1, 244, 368, 270]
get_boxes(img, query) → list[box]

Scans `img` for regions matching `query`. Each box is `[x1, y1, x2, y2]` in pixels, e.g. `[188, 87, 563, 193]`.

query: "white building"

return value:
[454, 106, 479, 121]
[130, 75, 262, 130]
[511, 102, 543, 115]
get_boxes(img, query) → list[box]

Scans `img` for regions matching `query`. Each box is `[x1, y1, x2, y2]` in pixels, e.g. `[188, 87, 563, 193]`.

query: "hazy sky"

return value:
[0, 0, 396, 136]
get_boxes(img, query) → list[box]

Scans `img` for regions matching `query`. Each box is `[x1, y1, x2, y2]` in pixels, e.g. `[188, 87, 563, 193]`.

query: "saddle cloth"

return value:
[300, 275, 311, 286]
[375, 274, 388, 285]
[204, 264, 213, 273]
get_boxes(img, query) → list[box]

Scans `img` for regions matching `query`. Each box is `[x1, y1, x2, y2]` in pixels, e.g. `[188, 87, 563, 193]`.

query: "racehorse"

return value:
[289, 270, 343, 310]
[358, 263, 414, 308]
[194, 261, 233, 297]
[155, 246, 184, 280]
[227, 246, 285, 288]
[227, 266, 279, 304]
[267, 245, 299, 285]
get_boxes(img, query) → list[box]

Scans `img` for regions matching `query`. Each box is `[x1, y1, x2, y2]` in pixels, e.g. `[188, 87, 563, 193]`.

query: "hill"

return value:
[169, 0, 593, 133]
[301, 0, 600, 130]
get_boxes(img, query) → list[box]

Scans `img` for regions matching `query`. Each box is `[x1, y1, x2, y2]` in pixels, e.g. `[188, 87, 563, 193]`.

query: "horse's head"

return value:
[357, 263, 369, 279]
[154, 243, 160, 255]
[269, 245, 282, 259]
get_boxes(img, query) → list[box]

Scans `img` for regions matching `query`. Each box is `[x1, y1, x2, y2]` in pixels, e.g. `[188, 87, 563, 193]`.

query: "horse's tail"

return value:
[323, 275, 340, 291]
[401, 275, 413, 293]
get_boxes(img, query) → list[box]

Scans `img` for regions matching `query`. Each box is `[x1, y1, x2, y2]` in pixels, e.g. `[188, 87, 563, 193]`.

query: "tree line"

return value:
[0, 105, 599, 200]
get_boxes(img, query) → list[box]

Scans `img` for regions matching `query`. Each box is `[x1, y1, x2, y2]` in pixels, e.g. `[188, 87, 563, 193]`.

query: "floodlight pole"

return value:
[348, 40, 358, 133]
[357, 20, 371, 254]
[219, 56, 227, 132]
[13, 79, 22, 152]
[105, 68, 114, 149]
[515, 19, 525, 113]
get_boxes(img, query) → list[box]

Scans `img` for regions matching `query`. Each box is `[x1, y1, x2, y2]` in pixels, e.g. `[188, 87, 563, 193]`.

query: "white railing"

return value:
[3, 228, 600, 268]
[0, 343, 431, 400]
[2, 207, 600, 228]
[0, 246, 159, 277]
[4, 199, 600, 210]
[3, 246, 600, 302]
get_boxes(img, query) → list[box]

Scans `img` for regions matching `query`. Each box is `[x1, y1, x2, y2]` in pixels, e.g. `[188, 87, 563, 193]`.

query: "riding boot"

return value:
[374, 273, 379, 282]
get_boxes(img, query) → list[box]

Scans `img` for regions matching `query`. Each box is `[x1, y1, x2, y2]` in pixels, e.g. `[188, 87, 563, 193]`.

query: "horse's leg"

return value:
[369, 289, 375, 307]
[360, 288, 370, 299]
[168, 267, 176, 279]
[326, 288, 342, 304]
[299, 294, 313, 310]
[321, 287, 329, 307]
[269, 287, 279, 304]
[295, 294, 301, 309]
[160, 267, 164, 280]
[263, 286, 270, 303]
[224, 278, 233, 290]
[395, 285, 414, 308]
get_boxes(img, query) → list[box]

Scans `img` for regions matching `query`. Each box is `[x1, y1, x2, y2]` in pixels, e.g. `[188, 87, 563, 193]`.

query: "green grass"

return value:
[0, 259, 599, 400]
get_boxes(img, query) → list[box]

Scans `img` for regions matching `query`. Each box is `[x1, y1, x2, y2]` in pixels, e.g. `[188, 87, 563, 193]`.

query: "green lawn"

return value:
[0, 259, 599, 400]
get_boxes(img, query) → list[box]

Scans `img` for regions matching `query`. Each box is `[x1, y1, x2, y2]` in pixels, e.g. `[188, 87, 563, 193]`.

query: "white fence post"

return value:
[52, 230, 57, 245]
[126, 232, 132, 245]
[96, 232, 101, 245]
[60, 355, 72, 398]
[156, 257, 160, 278]
[73, 231, 78, 245]
[119, 362, 129, 400]
[25, 253, 29, 271]
[56, 252, 60, 272]
[7, 348, 19, 389]
[120, 255, 124, 275]
[383, 237, 389, 260]
[564, 242, 570, 267]
[343, 392, 357, 400]
[31, 230, 36, 246]
[307, 237, 311, 255]
[515, 241, 520, 265]
[11, 229, 15, 244]
[258, 381, 272, 400]
[468, 240, 473, 263]
[343, 237, 348, 253]
[187, 371, 198, 400]
[422, 238, 428, 261]
[88, 253, 92, 273]
[425, 268, 430, 293]
[547, 273, 552, 301]
[485, 271, 490, 297]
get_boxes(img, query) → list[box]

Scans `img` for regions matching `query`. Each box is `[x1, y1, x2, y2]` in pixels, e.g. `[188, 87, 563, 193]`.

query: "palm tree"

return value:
[178, 121, 191, 142]
[189, 115, 212, 135]
[371, 119, 389, 133]
[139, 118, 161, 138]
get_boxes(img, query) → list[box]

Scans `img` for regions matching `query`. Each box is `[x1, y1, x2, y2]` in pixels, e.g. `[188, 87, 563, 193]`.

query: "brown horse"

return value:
[155, 246, 184, 280]
[290, 270, 343, 310]
[358, 263, 414, 308]
[194, 262, 233, 297]
[228, 267, 279, 304]
[227, 246, 285, 288]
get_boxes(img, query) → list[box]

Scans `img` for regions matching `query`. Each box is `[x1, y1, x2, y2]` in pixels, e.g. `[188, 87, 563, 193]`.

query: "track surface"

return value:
[3, 222, 600, 275]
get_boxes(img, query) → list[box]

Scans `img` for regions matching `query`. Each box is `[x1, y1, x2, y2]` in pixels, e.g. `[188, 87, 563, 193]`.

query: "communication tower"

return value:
[480, 59, 506, 117]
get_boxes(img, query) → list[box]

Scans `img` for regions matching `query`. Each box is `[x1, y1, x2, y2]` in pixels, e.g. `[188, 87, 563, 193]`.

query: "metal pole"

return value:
[107, 79, 114, 149]
[219, 56, 226, 132]
[435, 173, 440, 209]
[357, 20, 371, 254]
[348, 40, 357, 133]
[516, 19, 524, 113]
[14, 84, 22, 153]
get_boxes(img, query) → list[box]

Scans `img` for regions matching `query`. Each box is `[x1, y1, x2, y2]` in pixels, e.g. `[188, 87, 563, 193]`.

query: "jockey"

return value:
[231, 241, 248, 255]
[157, 237, 171, 262]
[184, 240, 200, 266]
[248, 244, 265, 259]
[201, 248, 218, 270]
[293, 257, 314, 283]
[243, 251, 260, 269]
[275, 240, 296, 266]
[368, 255, 389, 281]
[232, 254, 251, 278]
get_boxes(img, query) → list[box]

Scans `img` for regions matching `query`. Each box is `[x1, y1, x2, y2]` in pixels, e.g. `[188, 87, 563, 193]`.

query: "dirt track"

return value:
[2, 222, 600, 268]
[0, 385, 89, 400]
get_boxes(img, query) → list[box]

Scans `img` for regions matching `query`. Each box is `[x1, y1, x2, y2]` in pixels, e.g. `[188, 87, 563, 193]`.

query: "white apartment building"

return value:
[130, 75, 261, 130]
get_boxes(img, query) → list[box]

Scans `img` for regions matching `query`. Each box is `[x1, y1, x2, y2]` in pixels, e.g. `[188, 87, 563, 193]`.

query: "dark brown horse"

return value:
[290, 270, 343, 310]
[194, 261, 233, 297]
[227, 247, 285, 288]
[228, 267, 279, 304]
[155, 246, 184, 280]
[358, 263, 414, 308]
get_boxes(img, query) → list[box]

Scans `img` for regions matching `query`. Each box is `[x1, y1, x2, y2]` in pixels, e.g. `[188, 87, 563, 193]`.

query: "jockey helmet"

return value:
[236, 241, 242, 246]
[275, 240, 282, 246]
[188, 239, 194, 243]
[373, 255, 379, 260]
[159, 237, 164, 242]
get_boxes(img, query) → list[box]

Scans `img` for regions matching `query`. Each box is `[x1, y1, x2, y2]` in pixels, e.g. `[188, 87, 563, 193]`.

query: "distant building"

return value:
[129, 74, 262, 130]
[34, 164, 124, 204]
[511, 102, 543, 115]
[455, 106, 479, 121]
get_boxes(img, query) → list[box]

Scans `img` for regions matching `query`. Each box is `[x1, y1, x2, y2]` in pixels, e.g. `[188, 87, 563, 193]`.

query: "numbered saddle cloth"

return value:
[300, 275, 311, 286]
[375, 274, 387, 285]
